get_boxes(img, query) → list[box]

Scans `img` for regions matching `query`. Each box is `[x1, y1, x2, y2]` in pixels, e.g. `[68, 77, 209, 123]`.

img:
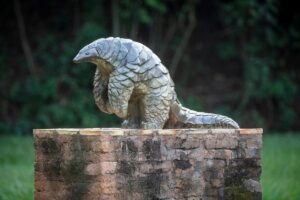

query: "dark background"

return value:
[0, 0, 299, 134]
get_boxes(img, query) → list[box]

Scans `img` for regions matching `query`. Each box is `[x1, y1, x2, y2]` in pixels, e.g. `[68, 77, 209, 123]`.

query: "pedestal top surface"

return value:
[33, 128, 263, 135]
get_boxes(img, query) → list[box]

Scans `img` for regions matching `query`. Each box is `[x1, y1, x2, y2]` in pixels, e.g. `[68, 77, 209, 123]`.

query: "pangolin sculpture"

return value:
[73, 37, 239, 129]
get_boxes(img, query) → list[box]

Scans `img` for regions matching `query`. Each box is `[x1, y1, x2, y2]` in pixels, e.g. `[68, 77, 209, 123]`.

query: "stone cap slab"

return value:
[33, 128, 263, 136]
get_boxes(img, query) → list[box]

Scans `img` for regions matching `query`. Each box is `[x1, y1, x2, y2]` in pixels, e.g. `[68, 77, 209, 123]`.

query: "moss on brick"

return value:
[41, 138, 61, 154]
[224, 184, 257, 200]
[173, 160, 192, 170]
[142, 139, 161, 160]
[122, 139, 138, 158]
[118, 160, 136, 176]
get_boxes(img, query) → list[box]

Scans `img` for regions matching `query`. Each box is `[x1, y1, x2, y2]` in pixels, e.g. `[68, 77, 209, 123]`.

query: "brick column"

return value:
[34, 128, 262, 200]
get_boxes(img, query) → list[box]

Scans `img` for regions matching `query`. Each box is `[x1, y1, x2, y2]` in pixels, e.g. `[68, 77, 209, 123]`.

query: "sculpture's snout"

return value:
[73, 53, 82, 63]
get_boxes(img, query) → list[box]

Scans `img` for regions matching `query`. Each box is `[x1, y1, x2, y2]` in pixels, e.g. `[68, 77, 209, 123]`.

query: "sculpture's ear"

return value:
[95, 45, 102, 57]
[96, 40, 109, 57]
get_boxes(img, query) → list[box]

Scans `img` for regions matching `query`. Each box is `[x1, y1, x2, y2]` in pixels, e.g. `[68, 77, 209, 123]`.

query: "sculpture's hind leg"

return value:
[141, 94, 171, 129]
[122, 97, 143, 128]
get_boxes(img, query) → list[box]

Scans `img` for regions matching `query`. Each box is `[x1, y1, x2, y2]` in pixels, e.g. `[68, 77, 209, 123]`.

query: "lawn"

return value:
[261, 134, 300, 199]
[0, 134, 299, 200]
[0, 136, 34, 200]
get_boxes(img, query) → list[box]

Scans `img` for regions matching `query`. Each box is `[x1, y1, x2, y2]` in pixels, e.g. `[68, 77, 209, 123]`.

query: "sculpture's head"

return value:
[73, 38, 114, 74]
[73, 45, 98, 64]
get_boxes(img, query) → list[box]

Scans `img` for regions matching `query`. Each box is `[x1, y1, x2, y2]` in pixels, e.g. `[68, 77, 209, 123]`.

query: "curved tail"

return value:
[169, 100, 240, 129]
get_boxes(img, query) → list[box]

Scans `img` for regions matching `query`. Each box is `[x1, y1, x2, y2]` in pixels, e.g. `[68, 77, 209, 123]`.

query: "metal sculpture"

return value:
[73, 37, 239, 129]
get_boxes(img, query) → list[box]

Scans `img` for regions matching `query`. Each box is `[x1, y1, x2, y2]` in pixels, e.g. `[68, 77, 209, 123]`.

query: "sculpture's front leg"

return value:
[108, 72, 134, 119]
[93, 68, 114, 114]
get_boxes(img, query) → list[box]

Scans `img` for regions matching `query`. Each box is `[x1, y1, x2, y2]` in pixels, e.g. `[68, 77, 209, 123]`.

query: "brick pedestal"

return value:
[34, 128, 262, 200]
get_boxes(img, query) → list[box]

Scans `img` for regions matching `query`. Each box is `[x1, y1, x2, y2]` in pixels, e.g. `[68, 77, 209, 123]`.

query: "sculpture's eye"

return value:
[85, 52, 89, 55]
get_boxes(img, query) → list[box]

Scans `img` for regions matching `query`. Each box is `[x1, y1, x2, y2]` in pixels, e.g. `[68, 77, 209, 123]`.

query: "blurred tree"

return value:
[13, 0, 37, 75]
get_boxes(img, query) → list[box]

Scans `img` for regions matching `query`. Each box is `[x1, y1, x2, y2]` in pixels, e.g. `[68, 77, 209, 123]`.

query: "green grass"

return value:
[262, 134, 300, 200]
[0, 136, 34, 200]
[0, 134, 299, 200]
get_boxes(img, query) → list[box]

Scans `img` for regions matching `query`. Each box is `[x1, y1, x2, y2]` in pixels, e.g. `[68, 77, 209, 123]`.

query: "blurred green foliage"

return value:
[0, 0, 299, 134]
[0, 19, 121, 134]
[220, 0, 299, 130]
